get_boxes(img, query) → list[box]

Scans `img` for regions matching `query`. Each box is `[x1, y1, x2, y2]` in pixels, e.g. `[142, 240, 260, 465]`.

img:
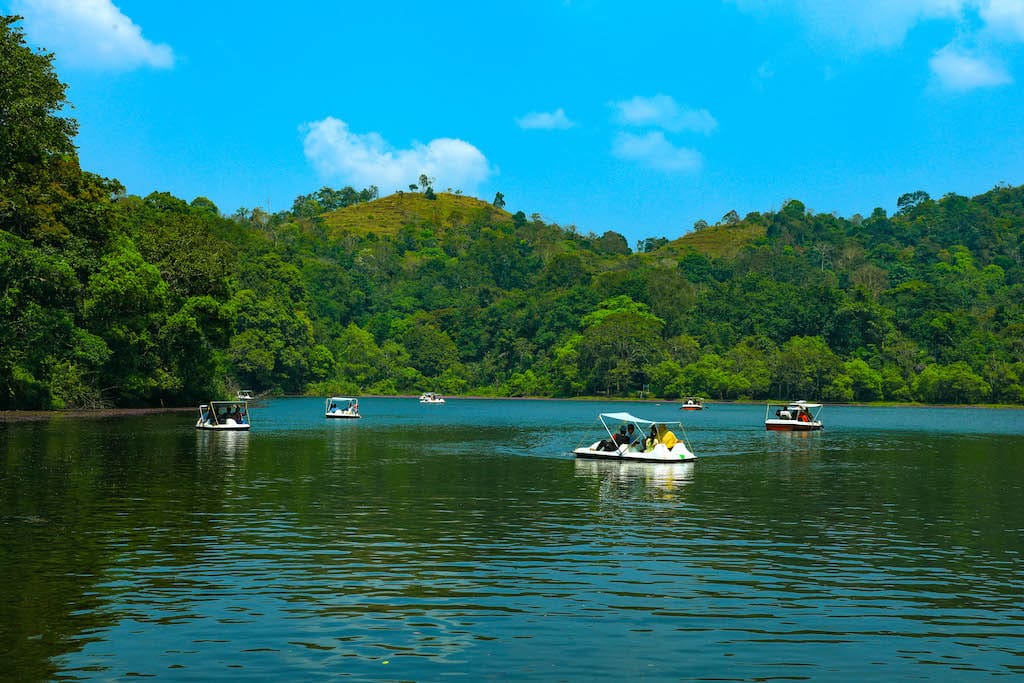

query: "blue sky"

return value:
[6, 0, 1024, 246]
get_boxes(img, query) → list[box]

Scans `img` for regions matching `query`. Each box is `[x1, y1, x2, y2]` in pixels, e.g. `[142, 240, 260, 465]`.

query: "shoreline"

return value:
[0, 406, 194, 423]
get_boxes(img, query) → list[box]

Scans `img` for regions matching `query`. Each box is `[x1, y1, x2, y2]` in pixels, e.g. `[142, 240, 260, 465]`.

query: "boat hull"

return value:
[325, 412, 360, 419]
[196, 422, 250, 431]
[765, 420, 823, 431]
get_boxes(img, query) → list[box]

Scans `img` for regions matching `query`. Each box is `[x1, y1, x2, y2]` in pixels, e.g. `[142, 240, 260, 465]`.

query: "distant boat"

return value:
[419, 392, 445, 404]
[196, 400, 251, 431]
[325, 396, 361, 419]
[574, 412, 696, 463]
[236, 389, 254, 400]
[765, 401, 823, 431]
[680, 397, 704, 411]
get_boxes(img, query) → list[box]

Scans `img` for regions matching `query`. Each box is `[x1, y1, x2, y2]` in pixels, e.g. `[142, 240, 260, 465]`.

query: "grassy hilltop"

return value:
[320, 192, 514, 238]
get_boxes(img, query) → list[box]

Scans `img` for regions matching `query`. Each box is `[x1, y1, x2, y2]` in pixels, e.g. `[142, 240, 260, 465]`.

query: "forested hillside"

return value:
[3, 15, 1023, 409]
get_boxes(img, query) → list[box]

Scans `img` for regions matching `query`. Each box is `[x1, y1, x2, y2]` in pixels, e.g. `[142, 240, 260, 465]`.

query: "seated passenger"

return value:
[645, 425, 659, 451]
[626, 424, 639, 448]
[661, 429, 678, 449]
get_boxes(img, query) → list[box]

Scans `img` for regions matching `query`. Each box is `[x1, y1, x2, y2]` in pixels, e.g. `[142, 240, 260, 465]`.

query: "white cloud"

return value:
[929, 44, 1013, 89]
[611, 131, 703, 172]
[516, 108, 576, 130]
[302, 117, 494, 193]
[731, 0, 1024, 48]
[12, 0, 174, 70]
[612, 94, 718, 134]
[729, 0, 965, 49]
[979, 0, 1024, 41]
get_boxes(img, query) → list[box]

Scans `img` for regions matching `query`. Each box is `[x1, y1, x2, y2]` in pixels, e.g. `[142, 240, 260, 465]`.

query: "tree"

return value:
[1, 15, 80, 242]
[577, 297, 666, 395]
[0, 15, 77, 173]
[493, 192, 505, 209]
[913, 362, 990, 403]
[721, 210, 740, 225]
[594, 230, 630, 255]
[897, 190, 930, 215]
[843, 358, 883, 401]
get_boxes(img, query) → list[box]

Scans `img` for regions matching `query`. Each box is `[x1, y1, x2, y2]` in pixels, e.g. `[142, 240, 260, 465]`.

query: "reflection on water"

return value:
[195, 428, 250, 461]
[1, 400, 1023, 681]
[574, 458, 695, 497]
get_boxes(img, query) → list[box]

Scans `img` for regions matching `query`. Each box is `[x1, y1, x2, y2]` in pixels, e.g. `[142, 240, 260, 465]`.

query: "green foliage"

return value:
[0, 16, 79, 243]
[914, 362, 991, 404]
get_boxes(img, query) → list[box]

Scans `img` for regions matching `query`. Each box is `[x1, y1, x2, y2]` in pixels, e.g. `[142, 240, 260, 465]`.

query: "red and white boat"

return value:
[680, 397, 704, 411]
[765, 401, 823, 431]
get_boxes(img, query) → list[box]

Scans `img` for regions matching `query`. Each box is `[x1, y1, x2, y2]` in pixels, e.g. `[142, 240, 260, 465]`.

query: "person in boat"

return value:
[645, 424, 659, 451]
[660, 425, 678, 449]
[613, 425, 629, 447]
[626, 423, 639, 448]
[798, 410, 811, 422]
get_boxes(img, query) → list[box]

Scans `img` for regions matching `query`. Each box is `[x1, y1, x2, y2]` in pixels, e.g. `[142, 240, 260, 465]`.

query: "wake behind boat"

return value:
[574, 412, 696, 463]
[196, 400, 250, 430]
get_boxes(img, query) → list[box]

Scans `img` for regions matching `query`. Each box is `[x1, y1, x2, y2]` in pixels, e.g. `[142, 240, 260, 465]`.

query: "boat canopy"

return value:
[600, 412, 679, 427]
[328, 397, 357, 402]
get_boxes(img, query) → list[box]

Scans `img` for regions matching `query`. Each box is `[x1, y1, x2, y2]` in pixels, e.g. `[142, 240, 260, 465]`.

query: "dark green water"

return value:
[2, 399, 1023, 681]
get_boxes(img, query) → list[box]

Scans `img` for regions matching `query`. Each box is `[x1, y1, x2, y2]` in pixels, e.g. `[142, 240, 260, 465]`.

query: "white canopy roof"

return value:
[328, 397, 357, 402]
[600, 412, 680, 427]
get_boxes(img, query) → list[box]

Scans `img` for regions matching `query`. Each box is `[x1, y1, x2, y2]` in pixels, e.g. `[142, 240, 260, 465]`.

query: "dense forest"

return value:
[3, 15, 1023, 410]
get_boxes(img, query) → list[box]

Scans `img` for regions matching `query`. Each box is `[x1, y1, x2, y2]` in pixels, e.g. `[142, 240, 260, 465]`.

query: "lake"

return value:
[2, 399, 1023, 681]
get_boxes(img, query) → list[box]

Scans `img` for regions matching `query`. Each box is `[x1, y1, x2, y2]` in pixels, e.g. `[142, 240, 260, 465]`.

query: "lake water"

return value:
[2, 399, 1023, 681]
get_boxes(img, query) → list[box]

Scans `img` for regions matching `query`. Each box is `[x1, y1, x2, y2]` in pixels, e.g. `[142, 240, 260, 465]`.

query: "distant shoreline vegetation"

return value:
[2, 14, 1023, 410]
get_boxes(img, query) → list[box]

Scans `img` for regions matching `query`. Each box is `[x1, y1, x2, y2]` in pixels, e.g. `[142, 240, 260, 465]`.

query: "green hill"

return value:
[320, 192, 513, 238]
[656, 220, 766, 259]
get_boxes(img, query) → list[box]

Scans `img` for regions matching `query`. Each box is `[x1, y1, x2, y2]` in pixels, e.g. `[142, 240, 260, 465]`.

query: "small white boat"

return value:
[574, 412, 696, 463]
[325, 396, 361, 419]
[765, 401, 823, 431]
[196, 400, 251, 431]
[236, 389, 255, 401]
[419, 392, 445, 404]
[680, 397, 704, 411]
